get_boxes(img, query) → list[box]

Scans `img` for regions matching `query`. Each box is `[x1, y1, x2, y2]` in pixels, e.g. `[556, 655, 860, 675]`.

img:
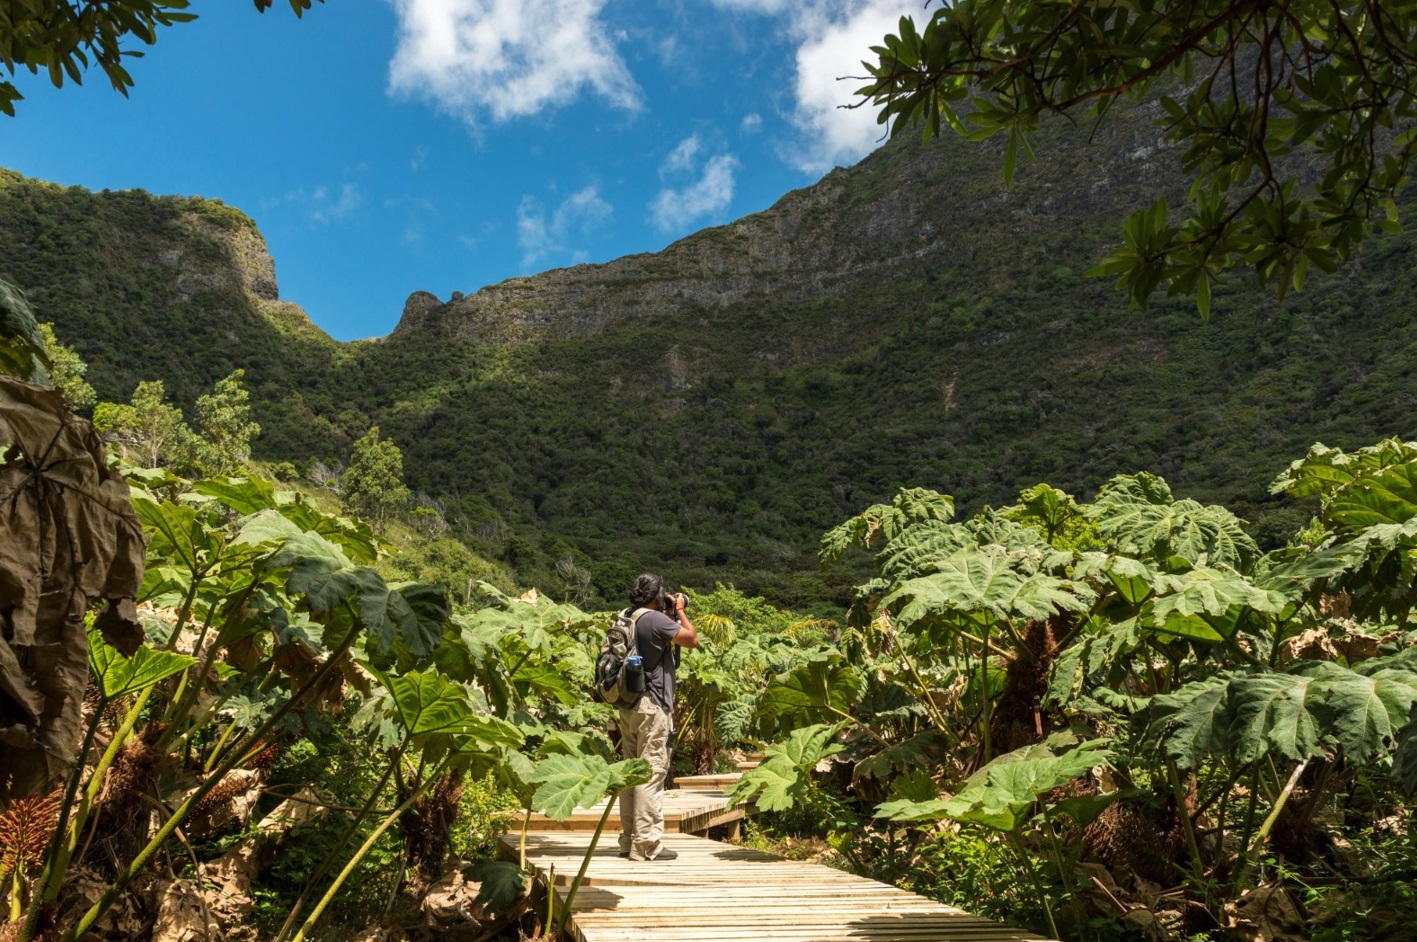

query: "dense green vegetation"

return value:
[725, 439, 1417, 941]
[5, 4, 1417, 939]
[5, 431, 1413, 941]
[4, 83, 1416, 609]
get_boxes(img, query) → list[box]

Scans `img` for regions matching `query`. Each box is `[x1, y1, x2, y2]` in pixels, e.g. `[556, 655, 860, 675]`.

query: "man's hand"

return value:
[671, 596, 698, 649]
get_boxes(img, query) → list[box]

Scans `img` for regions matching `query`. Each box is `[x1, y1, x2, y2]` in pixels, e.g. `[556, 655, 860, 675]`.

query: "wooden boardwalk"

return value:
[521, 786, 753, 836]
[505, 823, 1053, 942]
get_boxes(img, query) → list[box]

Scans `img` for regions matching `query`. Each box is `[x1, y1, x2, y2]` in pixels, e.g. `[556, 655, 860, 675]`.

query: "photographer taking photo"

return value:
[617, 573, 698, 861]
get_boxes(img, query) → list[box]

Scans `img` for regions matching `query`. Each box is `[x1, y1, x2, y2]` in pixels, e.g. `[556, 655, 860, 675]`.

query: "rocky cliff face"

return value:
[0, 174, 338, 456]
[391, 103, 1180, 346]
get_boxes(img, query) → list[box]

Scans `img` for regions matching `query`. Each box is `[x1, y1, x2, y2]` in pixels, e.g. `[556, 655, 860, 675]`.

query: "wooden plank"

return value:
[672, 773, 744, 789]
[503, 831, 1056, 942]
[521, 786, 753, 835]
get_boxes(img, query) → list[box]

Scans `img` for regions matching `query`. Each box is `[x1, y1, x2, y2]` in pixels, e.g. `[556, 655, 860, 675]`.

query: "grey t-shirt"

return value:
[633, 609, 682, 715]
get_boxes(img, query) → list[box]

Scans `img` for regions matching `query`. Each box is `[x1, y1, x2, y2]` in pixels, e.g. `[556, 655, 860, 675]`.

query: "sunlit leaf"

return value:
[87, 623, 196, 699]
[527, 753, 650, 820]
[1087, 473, 1259, 570]
[727, 723, 843, 811]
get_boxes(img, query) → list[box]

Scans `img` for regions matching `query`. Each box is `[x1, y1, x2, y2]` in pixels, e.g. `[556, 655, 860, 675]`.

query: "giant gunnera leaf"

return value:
[878, 736, 1113, 832]
[1087, 473, 1259, 570]
[727, 722, 844, 812]
[527, 753, 651, 820]
[88, 625, 196, 700]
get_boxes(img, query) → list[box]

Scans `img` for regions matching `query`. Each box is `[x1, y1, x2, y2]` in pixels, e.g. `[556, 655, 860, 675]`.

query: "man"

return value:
[617, 573, 698, 861]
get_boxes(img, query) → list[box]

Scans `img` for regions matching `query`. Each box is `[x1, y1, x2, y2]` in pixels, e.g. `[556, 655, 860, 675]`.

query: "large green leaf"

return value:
[714, 694, 758, 745]
[727, 762, 798, 812]
[1311, 663, 1417, 764]
[760, 652, 865, 726]
[133, 493, 220, 576]
[261, 529, 446, 654]
[726, 723, 844, 811]
[273, 496, 382, 565]
[537, 729, 616, 762]
[1355, 647, 1417, 677]
[1074, 553, 1162, 605]
[265, 531, 354, 606]
[513, 663, 581, 706]
[1327, 463, 1417, 529]
[437, 615, 507, 679]
[1002, 483, 1084, 544]
[458, 594, 594, 658]
[0, 277, 49, 383]
[527, 754, 651, 820]
[1143, 567, 1286, 641]
[1044, 642, 1086, 708]
[192, 476, 278, 515]
[879, 737, 1113, 832]
[883, 544, 1090, 628]
[1049, 789, 1127, 829]
[1253, 542, 1365, 602]
[820, 487, 954, 564]
[1272, 439, 1417, 513]
[375, 668, 473, 737]
[874, 522, 972, 582]
[1151, 568, 1286, 619]
[1393, 706, 1417, 797]
[87, 624, 196, 699]
[606, 756, 654, 791]
[1087, 473, 1259, 570]
[1144, 663, 1417, 769]
[234, 508, 306, 547]
[852, 730, 948, 784]
[1141, 674, 1231, 768]
[1227, 672, 1324, 763]
[376, 581, 449, 657]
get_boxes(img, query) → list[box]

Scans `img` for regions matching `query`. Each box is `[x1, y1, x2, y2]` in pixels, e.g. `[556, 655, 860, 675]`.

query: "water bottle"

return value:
[624, 654, 645, 693]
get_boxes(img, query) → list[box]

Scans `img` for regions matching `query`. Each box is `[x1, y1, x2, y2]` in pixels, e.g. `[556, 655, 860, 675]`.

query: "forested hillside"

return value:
[3, 90, 1415, 605]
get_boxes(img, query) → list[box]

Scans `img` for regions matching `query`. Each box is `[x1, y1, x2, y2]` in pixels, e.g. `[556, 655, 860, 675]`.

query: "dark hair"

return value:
[630, 573, 665, 608]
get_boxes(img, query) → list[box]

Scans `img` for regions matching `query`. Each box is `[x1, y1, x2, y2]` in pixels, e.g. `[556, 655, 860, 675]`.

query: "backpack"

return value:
[591, 607, 650, 708]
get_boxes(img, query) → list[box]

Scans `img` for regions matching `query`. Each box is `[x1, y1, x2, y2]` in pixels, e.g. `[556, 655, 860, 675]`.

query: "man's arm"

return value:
[671, 596, 698, 648]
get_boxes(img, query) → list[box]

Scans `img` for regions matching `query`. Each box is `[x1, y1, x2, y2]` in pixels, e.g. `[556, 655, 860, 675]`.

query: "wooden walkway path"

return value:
[505, 797, 1053, 942]
[522, 785, 753, 837]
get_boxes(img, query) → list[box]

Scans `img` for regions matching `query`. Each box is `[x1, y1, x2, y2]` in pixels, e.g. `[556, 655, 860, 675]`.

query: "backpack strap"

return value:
[628, 607, 652, 656]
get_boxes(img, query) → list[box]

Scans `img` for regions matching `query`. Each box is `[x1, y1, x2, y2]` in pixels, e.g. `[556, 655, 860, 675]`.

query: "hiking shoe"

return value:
[650, 848, 678, 861]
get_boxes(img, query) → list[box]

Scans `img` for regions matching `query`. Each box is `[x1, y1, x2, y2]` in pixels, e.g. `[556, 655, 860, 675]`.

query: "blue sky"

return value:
[0, 1, 918, 340]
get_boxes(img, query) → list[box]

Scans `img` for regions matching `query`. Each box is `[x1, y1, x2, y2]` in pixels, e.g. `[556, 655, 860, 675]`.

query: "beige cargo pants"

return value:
[617, 696, 673, 860]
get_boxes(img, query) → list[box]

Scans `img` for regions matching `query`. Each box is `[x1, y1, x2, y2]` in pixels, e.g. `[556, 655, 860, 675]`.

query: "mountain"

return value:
[3, 97, 1415, 607]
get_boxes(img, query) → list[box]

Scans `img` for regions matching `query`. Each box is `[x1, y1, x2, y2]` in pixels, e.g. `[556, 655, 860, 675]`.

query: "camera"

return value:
[662, 590, 688, 617]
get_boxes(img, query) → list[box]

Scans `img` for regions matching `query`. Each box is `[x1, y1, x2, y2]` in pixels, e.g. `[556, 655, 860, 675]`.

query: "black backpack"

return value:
[591, 607, 649, 708]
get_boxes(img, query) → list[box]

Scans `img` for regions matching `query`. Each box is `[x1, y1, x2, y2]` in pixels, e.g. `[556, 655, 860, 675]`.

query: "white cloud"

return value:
[708, 0, 918, 172]
[663, 134, 702, 174]
[789, 1, 911, 171]
[517, 186, 614, 268]
[740, 112, 763, 133]
[315, 184, 362, 223]
[650, 151, 740, 233]
[388, 0, 641, 123]
[411, 145, 427, 170]
[710, 0, 795, 12]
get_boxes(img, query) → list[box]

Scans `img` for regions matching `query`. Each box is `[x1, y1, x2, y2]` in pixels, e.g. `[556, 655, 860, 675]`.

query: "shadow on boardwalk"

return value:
[504, 829, 1055, 942]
